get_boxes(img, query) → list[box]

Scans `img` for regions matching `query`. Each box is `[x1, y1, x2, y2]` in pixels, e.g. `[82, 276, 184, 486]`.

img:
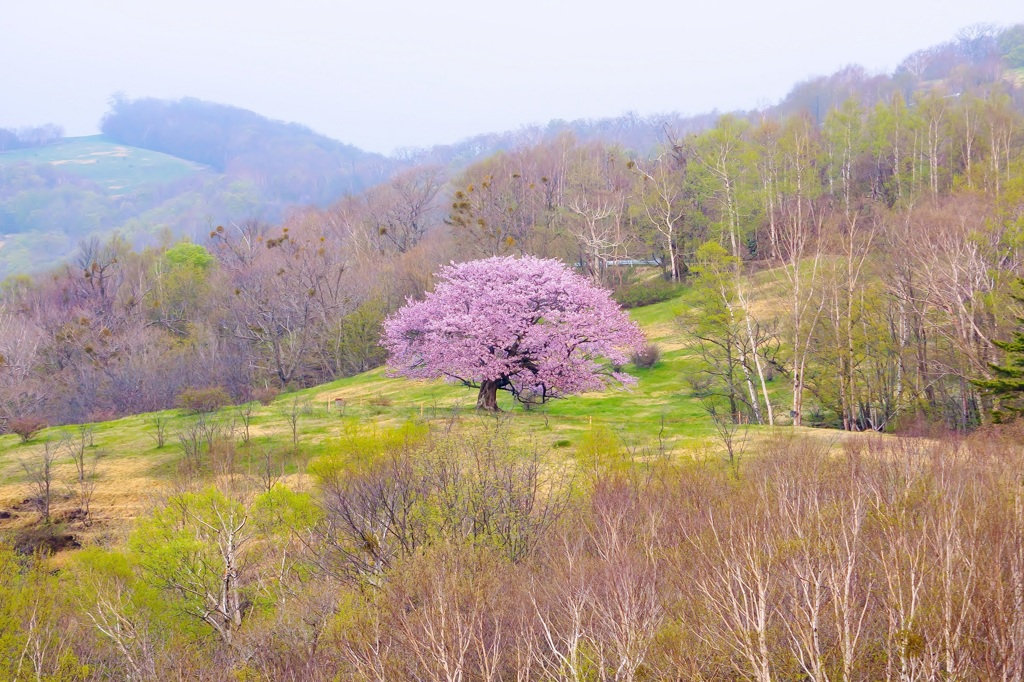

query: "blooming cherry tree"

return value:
[382, 255, 645, 410]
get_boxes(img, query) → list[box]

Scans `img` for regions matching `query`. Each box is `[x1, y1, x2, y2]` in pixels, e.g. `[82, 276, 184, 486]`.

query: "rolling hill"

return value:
[0, 136, 213, 274]
[0, 99, 396, 278]
[0, 135, 205, 190]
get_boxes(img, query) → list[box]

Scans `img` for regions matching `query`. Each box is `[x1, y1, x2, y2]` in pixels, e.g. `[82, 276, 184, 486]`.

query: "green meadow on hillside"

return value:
[0, 136, 219, 275]
[0, 135, 206, 191]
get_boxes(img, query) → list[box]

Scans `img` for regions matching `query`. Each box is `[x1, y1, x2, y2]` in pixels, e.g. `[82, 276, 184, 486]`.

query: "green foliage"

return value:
[999, 25, 1024, 68]
[129, 488, 255, 639]
[251, 485, 321, 534]
[147, 241, 216, 335]
[680, 241, 755, 422]
[866, 94, 913, 205]
[689, 115, 762, 257]
[309, 420, 430, 481]
[975, 286, 1024, 422]
[163, 242, 214, 272]
[332, 297, 389, 375]
[574, 424, 629, 475]
[691, 241, 738, 312]
[0, 544, 89, 680]
[66, 546, 183, 655]
[613, 277, 685, 309]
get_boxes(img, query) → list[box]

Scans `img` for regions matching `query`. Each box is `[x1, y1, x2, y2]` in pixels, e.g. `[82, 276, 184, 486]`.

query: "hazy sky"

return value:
[3, 1, 1022, 154]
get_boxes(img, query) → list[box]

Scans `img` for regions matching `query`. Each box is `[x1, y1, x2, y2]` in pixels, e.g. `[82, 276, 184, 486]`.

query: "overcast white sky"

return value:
[2, 0, 1022, 154]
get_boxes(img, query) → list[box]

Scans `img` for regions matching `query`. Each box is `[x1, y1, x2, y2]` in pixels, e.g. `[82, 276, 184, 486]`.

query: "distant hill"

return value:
[398, 110, 722, 168]
[0, 135, 205, 189]
[0, 100, 398, 278]
[0, 136, 217, 274]
[404, 24, 1024, 165]
[101, 97, 395, 203]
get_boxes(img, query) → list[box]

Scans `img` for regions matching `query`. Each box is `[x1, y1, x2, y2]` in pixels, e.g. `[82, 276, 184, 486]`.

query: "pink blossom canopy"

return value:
[382, 255, 646, 404]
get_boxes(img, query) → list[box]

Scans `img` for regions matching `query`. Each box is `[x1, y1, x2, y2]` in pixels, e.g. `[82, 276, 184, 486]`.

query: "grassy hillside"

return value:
[0, 97, 397, 278]
[0, 136, 223, 276]
[0, 135, 206, 191]
[0, 289, 812, 545]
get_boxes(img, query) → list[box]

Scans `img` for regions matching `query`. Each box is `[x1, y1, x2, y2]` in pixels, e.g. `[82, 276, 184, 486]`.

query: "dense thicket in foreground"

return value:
[3, 424, 1024, 680]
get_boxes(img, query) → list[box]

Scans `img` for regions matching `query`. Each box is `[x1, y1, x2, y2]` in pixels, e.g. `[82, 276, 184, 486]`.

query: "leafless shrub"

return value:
[21, 439, 60, 523]
[253, 442, 282, 493]
[150, 415, 168, 448]
[62, 427, 101, 519]
[253, 386, 280, 406]
[315, 429, 570, 585]
[283, 397, 311, 449]
[10, 416, 47, 442]
[176, 386, 231, 414]
[630, 342, 661, 369]
[237, 401, 256, 444]
[176, 418, 204, 477]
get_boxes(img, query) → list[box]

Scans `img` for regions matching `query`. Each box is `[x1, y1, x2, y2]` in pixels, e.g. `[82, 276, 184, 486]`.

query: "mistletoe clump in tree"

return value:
[382, 255, 646, 411]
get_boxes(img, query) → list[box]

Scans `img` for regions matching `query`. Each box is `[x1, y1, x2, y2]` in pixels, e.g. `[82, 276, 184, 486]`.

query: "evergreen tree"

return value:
[975, 289, 1024, 422]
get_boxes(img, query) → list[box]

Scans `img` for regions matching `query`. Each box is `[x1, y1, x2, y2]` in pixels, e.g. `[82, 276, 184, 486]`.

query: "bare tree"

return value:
[253, 442, 282, 493]
[218, 223, 352, 387]
[21, 440, 60, 523]
[629, 152, 689, 281]
[236, 401, 255, 444]
[531, 535, 593, 681]
[149, 415, 168, 449]
[363, 165, 446, 254]
[284, 396, 310, 450]
[62, 426, 100, 518]
[691, 506, 778, 682]
[587, 484, 664, 682]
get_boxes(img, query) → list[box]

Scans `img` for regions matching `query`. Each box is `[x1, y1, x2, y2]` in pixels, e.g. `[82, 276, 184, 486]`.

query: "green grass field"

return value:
[0, 135, 206, 192]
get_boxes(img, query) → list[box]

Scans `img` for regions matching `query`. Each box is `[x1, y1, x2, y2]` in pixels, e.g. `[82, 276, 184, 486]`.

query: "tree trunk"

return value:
[476, 380, 500, 411]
